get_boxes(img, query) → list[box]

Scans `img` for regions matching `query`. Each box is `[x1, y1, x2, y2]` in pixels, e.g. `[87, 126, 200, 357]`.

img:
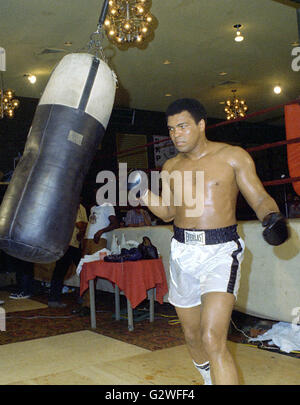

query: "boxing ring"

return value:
[113, 99, 300, 324]
[0, 39, 299, 322]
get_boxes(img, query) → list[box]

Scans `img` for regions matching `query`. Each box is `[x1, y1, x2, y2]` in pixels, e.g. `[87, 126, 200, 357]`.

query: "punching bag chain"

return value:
[85, 0, 109, 61]
[87, 29, 107, 61]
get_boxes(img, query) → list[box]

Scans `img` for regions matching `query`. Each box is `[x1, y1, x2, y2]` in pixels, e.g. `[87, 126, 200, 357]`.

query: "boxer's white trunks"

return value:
[168, 225, 245, 308]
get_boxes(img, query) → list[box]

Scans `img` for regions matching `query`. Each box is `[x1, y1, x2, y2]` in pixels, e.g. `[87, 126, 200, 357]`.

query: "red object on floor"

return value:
[80, 258, 168, 308]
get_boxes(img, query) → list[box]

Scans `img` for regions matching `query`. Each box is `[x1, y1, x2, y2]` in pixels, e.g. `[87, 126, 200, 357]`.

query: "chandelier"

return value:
[224, 90, 248, 120]
[104, 0, 155, 45]
[0, 89, 20, 119]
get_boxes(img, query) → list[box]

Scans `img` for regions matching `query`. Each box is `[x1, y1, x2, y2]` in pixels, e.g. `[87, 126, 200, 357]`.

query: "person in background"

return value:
[8, 257, 34, 300]
[119, 219, 126, 228]
[48, 201, 88, 308]
[124, 204, 152, 227]
[288, 194, 300, 218]
[73, 197, 119, 316]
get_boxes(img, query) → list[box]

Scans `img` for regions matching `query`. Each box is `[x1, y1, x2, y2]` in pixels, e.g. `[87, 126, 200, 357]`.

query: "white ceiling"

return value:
[1, 0, 300, 124]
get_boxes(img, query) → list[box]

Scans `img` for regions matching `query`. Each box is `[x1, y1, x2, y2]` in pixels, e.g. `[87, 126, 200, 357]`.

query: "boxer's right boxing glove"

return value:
[127, 170, 148, 200]
[262, 212, 289, 246]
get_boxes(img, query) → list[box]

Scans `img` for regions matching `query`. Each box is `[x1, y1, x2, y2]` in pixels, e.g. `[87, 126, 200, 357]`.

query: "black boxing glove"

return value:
[127, 170, 148, 200]
[262, 212, 289, 246]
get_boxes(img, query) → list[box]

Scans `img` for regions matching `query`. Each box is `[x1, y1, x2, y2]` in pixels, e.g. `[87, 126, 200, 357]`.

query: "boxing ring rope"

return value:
[246, 137, 300, 153]
[113, 97, 300, 190]
[205, 97, 300, 130]
[114, 97, 300, 159]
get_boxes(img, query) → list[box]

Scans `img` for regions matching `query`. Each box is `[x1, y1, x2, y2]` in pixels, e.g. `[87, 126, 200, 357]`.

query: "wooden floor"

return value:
[0, 290, 47, 313]
[0, 290, 299, 386]
[0, 330, 299, 385]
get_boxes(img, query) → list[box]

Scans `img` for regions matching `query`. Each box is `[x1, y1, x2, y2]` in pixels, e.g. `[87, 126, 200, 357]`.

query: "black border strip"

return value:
[78, 57, 100, 111]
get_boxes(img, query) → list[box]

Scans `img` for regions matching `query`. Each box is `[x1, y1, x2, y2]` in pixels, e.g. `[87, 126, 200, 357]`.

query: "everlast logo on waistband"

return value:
[184, 230, 206, 245]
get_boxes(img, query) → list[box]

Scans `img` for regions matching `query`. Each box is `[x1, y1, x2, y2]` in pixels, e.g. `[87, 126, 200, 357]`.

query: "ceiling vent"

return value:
[218, 80, 240, 86]
[39, 48, 66, 55]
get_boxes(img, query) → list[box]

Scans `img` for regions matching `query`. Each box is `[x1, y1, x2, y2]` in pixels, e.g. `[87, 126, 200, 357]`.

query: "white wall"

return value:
[235, 219, 300, 323]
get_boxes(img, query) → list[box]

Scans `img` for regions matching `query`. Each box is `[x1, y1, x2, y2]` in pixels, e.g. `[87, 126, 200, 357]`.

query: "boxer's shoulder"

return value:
[162, 154, 182, 172]
[221, 144, 253, 168]
[215, 143, 244, 157]
[200, 141, 235, 160]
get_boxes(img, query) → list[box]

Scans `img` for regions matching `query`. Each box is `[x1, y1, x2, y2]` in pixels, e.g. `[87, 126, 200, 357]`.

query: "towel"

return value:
[76, 248, 111, 276]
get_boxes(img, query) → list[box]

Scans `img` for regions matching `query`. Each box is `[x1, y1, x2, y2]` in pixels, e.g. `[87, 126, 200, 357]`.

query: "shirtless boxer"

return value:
[129, 98, 288, 385]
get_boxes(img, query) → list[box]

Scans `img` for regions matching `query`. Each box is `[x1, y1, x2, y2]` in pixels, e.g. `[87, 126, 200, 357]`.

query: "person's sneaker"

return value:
[9, 292, 31, 300]
[48, 301, 67, 308]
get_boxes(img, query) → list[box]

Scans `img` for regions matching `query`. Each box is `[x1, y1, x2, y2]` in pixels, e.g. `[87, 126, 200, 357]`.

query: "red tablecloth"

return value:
[80, 258, 168, 309]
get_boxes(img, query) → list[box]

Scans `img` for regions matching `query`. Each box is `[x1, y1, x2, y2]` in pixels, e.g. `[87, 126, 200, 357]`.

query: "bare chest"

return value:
[168, 159, 236, 195]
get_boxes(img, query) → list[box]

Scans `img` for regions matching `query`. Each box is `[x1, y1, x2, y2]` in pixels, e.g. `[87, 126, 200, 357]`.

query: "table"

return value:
[80, 258, 168, 331]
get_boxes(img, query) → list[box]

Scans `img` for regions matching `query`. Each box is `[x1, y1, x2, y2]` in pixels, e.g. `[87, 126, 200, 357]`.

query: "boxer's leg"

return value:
[175, 305, 207, 363]
[175, 305, 212, 385]
[200, 291, 238, 385]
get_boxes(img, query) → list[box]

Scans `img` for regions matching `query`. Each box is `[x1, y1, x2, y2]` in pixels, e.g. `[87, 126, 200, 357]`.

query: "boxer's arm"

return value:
[139, 163, 176, 222]
[233, 148, 289, 245]
[140, 190, 175, 222]
[231, 147, 280, 221]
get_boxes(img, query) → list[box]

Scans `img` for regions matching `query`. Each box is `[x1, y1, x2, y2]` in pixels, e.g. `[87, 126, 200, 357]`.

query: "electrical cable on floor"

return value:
[5, 313, 78, 320]
[230, 318, 254, 341]
[145, 311, 179, 324]
[5, 309, 110, 320]
[154, 313, 177, 319]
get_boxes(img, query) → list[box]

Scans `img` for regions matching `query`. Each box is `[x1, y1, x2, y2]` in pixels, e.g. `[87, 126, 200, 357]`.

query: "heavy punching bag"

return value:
[0, 52, 116, 263]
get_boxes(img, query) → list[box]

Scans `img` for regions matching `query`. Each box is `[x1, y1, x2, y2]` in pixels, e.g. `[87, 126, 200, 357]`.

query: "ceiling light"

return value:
[224, 89, 248, 120]
[163, 60, 171, 65]
[24, 74, 37, 84]
[0, 89, 20, 119]
[273, 86, 282, 94]
[165, 93, 172, 97]
[27, 74, 36, 84]
[104, 0, 155, 46]
[219, 72, 227, 76]
[234, 24, 244, 42]
[64, 41, 73, 46]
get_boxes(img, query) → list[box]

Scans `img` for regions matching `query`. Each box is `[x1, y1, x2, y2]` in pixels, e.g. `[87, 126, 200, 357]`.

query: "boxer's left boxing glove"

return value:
[262, 212, 289, 246]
